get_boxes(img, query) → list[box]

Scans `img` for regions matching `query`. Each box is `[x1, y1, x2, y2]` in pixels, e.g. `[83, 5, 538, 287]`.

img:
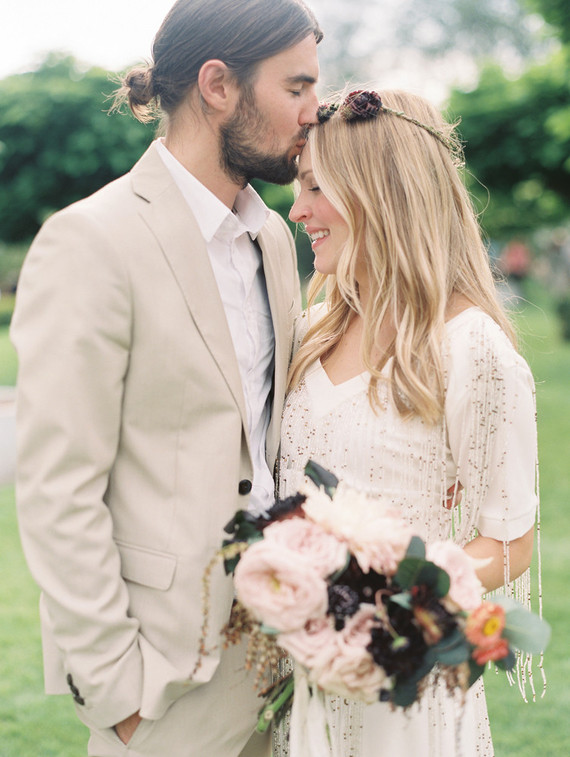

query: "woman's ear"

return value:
[197, 59, 239, 115]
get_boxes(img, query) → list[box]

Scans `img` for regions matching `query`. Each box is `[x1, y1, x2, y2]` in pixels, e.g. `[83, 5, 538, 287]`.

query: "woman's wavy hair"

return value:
[288, 89, 515, 424]
[112, 0, 322, 124]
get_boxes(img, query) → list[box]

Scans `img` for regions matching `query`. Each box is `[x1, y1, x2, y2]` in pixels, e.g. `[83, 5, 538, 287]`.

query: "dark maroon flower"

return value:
[342, 90, 383, 121]
[262, 493, 307, 525]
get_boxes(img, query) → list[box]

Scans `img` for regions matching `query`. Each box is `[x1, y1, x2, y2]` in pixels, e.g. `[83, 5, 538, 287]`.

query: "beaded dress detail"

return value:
[275, 305, 540, 757]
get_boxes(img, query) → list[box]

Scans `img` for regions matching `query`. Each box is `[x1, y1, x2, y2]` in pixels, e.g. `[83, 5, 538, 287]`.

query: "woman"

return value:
[277, 90, 539, 756]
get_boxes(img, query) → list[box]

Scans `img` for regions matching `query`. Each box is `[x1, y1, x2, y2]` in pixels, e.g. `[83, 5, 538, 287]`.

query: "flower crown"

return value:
[317, 90, 455, 152]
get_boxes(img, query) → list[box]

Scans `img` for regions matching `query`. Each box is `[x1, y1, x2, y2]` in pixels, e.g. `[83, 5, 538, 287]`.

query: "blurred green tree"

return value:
[0, 54, 299, 247]
[524, 0, 569, 42]
[448, 1, 570, 239]
[0, 54, 155, 241]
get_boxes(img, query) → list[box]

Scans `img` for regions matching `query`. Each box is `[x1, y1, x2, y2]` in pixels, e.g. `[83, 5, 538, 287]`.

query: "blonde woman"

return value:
[278, 90, 539, 756]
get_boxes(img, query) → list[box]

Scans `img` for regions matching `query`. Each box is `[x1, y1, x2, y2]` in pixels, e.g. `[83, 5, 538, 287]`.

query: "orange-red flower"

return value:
[465, 602, 509, 664]
[472, 638, 510, 665]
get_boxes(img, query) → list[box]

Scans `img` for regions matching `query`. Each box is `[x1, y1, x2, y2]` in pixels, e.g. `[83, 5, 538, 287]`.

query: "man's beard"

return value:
[219, 87, 304, 186]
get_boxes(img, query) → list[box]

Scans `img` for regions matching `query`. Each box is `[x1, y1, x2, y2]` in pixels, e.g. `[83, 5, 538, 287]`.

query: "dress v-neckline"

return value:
[302, 360, 369, 418]
[317, 358, 369, 388]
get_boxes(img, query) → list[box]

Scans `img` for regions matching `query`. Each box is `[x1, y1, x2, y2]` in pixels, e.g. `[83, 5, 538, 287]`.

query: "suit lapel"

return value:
[130, 145, 248, 429]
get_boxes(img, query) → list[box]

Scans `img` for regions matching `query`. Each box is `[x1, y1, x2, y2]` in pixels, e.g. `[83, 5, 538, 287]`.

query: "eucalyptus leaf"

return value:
[406, 536, 426, 560]
[491, 596, 551, 654]
[259, 623, 280, 636]
[502, 608, 551, 654]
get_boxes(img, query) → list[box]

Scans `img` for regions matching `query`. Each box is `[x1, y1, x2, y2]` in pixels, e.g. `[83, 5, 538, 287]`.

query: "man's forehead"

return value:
[257, 35, 319, 81]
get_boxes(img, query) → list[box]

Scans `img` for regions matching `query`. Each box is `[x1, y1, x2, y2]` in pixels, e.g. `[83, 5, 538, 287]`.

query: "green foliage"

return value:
[524, 0, 570, 43]
[555, 297, 570, 340]
[0, 243, 27, 292]
[0, 293, 15, 327]
[394, 557, 451, 599]
[449, 49, 570, 238]
[0, 54, 155, 242]
[0, 326, 17, 385]
[304, 458, 339, 497]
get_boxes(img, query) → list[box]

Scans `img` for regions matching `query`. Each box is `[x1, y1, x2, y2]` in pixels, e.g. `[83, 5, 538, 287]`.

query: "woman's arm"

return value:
[463, 527, 534, 592]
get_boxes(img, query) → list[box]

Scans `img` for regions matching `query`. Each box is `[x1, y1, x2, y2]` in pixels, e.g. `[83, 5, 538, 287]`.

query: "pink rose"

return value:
[426, 541, 484, 611]
[312, 606, 386, 704]
[234, 540, 328, 633]
[262, 518, 348, 578]
[278, 616, 338, 668]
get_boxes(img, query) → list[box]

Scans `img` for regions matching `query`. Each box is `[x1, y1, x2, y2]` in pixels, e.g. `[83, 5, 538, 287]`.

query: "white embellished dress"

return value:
[277, 306, 538, 757]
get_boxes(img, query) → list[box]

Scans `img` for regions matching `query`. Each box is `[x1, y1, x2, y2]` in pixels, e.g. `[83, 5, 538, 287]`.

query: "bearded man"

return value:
[11, 1, 321, 755]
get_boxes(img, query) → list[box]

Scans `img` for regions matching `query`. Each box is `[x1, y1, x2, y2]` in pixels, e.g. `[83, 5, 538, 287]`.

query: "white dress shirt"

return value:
[156, 140, 275, 515]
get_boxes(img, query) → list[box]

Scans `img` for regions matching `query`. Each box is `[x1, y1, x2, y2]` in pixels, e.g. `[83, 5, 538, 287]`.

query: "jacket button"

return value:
[238, 479, 252, 495]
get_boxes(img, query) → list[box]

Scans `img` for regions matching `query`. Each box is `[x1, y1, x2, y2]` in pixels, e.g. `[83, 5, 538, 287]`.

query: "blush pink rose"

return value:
[234, 540, 328, 633]
[278, 616, 338, 668]
[426, 541, 485, 611]
[262, 518, 348, 578]
[312, 605, 386, 704]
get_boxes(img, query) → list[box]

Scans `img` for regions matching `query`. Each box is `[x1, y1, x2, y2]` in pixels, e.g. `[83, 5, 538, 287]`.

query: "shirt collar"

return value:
[155, 139, 269, 243]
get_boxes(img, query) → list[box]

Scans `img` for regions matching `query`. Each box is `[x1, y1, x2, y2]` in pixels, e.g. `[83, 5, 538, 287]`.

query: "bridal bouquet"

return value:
[200, 462, 549, 745]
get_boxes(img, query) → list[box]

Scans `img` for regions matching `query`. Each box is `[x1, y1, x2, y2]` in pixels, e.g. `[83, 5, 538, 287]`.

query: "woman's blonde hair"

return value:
[288, 89, 515, 424]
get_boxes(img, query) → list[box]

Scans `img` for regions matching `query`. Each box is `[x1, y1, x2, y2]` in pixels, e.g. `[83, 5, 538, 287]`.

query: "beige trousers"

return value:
[82, 641, 271, 757]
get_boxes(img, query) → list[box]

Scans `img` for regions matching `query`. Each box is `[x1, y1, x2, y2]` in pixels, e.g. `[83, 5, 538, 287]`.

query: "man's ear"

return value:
[197, 59, 239, 115]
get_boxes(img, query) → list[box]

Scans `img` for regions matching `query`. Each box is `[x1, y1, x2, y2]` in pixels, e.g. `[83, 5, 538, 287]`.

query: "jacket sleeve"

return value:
[11, 207, 146, 727]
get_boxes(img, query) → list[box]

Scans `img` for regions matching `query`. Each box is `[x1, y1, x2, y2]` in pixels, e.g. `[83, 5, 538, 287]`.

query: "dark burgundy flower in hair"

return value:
[342, 90, 383, 121]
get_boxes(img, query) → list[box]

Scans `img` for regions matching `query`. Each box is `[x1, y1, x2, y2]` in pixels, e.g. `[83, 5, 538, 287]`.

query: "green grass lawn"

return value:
[483, 289, 570, 756]
[0, 486, 88, 755]
[1, 283, 569, 755]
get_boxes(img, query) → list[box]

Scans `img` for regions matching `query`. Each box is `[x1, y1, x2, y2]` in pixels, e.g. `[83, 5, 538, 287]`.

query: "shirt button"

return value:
[238, 479, 252, 495]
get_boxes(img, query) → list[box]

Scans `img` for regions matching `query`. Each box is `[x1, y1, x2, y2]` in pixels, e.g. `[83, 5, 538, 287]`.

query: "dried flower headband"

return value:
[317, 90, 455, 152]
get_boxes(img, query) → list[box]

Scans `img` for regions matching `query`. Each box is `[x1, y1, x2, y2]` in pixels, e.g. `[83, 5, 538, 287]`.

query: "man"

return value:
[11, 1, 321, 754]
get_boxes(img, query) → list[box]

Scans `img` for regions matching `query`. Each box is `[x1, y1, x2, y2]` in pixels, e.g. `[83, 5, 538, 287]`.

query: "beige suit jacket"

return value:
[11, 143, 301, 730]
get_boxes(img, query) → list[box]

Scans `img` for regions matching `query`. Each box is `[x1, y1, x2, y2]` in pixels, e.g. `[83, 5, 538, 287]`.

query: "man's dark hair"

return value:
[115, 0, 322, 123]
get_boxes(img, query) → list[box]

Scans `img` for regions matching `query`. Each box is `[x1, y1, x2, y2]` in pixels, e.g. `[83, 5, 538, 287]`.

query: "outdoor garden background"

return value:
[1, 0, 569, 754]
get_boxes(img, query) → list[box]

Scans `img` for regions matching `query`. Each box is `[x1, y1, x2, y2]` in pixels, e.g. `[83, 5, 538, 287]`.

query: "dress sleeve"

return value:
[445, 313, 538, 542]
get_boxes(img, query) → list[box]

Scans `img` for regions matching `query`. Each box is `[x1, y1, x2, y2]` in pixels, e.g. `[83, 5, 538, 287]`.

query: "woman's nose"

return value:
[289, 197, 310, 224]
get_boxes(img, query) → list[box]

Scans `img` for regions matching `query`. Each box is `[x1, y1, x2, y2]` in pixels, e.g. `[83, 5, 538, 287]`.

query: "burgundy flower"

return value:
[342, 90, 383, 121]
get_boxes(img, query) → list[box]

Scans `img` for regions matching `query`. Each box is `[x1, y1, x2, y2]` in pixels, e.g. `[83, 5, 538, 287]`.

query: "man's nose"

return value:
[300, 90, 320, 126]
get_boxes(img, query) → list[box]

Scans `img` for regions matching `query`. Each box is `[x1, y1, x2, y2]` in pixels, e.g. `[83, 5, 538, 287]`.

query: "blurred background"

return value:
[0, 1, 568, 754]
